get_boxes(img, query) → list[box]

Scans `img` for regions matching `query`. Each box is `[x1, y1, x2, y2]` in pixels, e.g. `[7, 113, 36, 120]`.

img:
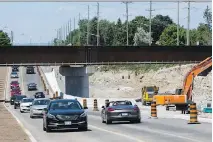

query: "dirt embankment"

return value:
[89, 64, 212, 108]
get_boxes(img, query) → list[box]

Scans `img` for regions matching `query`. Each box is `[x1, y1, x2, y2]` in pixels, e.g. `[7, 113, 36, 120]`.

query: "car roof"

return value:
[34, 98, 50, 101]
[50, 99, 78, 103]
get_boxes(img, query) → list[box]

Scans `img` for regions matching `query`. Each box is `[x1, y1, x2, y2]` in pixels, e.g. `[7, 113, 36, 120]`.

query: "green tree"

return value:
[196, 23, 211, 45]
[0, 30, 11, 46]
[133, 27, 150, 46]
[151, 15, 173, 44]
[158, 24, 186, 46]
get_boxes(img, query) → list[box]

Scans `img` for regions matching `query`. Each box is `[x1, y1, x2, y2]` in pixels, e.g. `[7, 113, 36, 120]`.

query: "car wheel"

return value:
[78, 126, 88, 131]
[102, 116, 106, 123]
[46, 126, 51, 133]
[20, 110, 24, 113]
[133, 119, 141, 123]
[106, 117, 112, 124]
[43, 122, 46, 131]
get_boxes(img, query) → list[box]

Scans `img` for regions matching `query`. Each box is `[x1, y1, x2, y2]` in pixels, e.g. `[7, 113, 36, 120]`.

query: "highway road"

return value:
[5, 67, 212, 142]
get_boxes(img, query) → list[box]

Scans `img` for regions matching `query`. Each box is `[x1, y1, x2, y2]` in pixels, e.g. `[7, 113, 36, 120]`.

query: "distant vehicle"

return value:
[10, 95, 17, 105]
[27, 83, 37, 91]
[11, 88, 21, 96]
[30, 98, 50, 118]
[12, 66, 19, 72]
[43, 99, 88, 132]
[101, 100, 141, 124]
[141, 86, 159, 106]
[10, 72, 18, 78]
[14, 95, 27, 109]
[26, 66, 35, 74]
[20, 98, 34, 113]
[34, 92, 45, 98]
[10, 81, 20, 89]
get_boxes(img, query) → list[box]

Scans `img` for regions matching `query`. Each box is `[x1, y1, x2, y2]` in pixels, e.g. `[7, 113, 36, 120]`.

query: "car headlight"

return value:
[80, 112, 87, 117]
[47, 113, 56, 119]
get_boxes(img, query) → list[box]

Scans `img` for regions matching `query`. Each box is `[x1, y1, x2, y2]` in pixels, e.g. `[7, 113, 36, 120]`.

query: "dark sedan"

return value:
[26, 66, 35, 74]
[43, 99, 88, 132]
[101, 100, 141, 124]
[27, 83, 37, 91]
[14, 95, 27, 109]
[34, 92, 45, 98]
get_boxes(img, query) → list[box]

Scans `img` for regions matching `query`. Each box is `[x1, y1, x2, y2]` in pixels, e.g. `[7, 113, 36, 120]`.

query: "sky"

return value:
[0, 2, 212, 45]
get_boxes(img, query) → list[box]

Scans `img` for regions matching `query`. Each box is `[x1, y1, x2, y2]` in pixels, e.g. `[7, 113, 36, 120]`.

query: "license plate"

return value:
[64, 121, 72, 125]
[121, 113, 129, 116]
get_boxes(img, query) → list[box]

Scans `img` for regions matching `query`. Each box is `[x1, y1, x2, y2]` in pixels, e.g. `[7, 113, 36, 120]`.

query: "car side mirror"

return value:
[102, 106, 105, 109]
[84, 107, 88, 109]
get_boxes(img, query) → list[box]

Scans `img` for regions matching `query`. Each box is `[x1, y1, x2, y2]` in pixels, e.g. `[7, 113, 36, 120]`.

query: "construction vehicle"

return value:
[141, 86, 159, 105]
[153, 57, 212, 112]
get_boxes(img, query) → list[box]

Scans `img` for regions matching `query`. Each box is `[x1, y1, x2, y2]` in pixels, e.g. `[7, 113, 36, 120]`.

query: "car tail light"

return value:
[133, 106, 139, 111]
[107, 108, 115, 112]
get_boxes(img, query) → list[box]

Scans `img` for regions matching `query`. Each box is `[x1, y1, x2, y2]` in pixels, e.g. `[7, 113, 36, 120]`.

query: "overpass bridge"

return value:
[0, 46, 211, 66]
[1, 45, 211, 98]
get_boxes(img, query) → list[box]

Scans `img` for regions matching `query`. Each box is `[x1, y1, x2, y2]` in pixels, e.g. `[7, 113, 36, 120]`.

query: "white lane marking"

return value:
[88, 124, 145, 142]
[88, 115, 201, 142]
[21, 67, 25, 94]
[121, 123, 202, 142]
[3, 103, 37, 142]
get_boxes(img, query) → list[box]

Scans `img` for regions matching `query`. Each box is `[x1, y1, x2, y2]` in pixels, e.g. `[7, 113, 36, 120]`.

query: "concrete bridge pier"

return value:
[59, 66, 89, 98]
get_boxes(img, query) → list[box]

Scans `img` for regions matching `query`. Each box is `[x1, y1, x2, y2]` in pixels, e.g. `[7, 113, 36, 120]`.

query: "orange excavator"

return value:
[153, 57, 212, 112]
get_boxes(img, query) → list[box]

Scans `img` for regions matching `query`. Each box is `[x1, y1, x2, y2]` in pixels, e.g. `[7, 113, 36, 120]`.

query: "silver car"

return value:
[30, 98, 50, 118]
[101, 100, 141, 124]
[10, 72, 18, 78]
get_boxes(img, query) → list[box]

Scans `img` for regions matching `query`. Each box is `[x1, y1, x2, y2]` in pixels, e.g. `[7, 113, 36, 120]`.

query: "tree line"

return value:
[0, 6, 211, 46]
[53, 6, 212, 46]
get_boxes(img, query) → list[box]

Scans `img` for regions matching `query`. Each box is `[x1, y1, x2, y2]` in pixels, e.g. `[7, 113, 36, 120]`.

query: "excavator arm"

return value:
[182, 57, 212, 101]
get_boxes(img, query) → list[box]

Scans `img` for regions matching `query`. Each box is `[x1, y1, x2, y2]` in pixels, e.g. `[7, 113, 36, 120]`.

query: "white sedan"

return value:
[20, 98, 34, 113]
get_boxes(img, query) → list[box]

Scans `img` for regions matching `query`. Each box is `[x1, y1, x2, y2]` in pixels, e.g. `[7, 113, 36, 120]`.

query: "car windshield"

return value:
[11, 72, 17, 74]
[11, 81, 19, 84]
[22, 98, 34, 102]
[49, 101, 82, 110]
[33, 100, 50, 105]
[16, 96, 26, 100]
[146, 87, 154, 92]
[112, 101, 132, 106]
[36, 92, 43, 95]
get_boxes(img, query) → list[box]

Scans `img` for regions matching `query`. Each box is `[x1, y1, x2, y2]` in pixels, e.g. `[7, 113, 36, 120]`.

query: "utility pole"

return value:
[74, 17, 76, 30]
[69, 19, 72, 45]
[79, 13, 81, 46]
[187, 2, 190, 46]
[64, 25, 66, 45]
[123, 2, 131, 46]
[177, 2, 180, 46]
[11, 31, 13, 45]
[97, 2, 100, 46]
[147, 1, 154, 46]
[87, 5, 90, 46]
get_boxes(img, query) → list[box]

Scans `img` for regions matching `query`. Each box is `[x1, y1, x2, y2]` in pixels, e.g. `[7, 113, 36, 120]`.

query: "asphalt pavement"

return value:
[6, 67, 212, 142]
